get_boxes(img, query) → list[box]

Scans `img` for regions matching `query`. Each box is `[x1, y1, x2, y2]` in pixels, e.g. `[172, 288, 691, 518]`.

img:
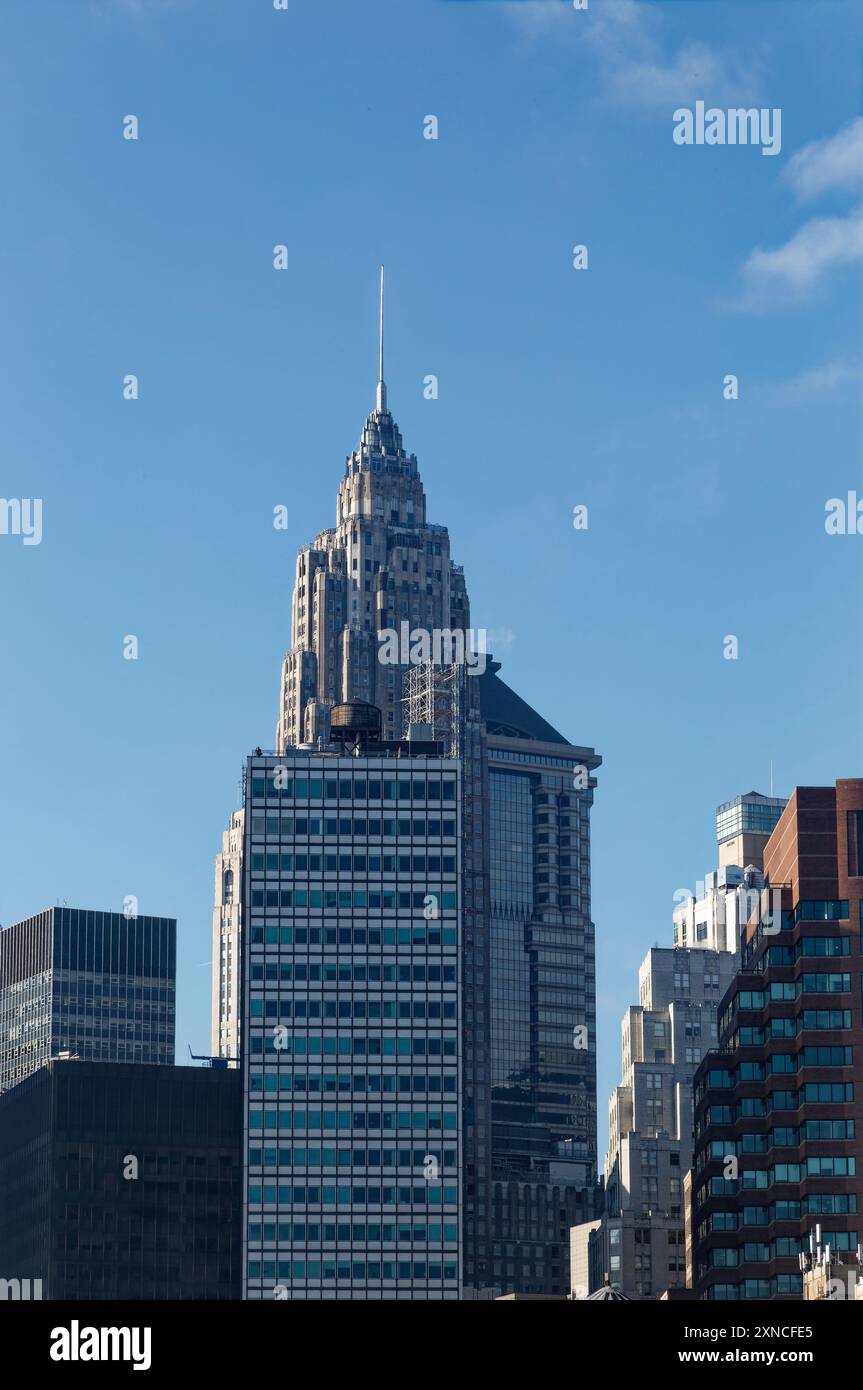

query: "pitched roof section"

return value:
[585, 1284, 631, 1301]
[478, 659, 568, 745]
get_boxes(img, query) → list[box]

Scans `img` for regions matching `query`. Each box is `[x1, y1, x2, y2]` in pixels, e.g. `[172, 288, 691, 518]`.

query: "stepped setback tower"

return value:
[219, 272, 601, 1297]
[276, 269, 471, 750]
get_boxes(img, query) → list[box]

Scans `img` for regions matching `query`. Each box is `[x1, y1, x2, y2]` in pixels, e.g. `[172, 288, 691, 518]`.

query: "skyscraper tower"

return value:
[276, 268, 471, 749]
[223, 273, 601, 1297]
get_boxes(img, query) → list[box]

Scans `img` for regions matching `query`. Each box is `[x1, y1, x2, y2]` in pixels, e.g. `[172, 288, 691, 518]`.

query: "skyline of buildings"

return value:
[1, 296, 858, 1304]
[690, 779, 863, 1300]
[3, 775, 859, 1302]
[0, 0, 857, 1343]
[226, 329, 603, 1297]
[2, 0, 859, 1319]
[584, 943, 738, 1298]
[575, 792, 756, 1299]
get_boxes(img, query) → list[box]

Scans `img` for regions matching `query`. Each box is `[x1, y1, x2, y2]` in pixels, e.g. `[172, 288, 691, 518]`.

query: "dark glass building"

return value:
[0, 907, 176, 1095]
[0, 1060, 242, 1300]
[690, 780, 863, 1300]
[478, 661, 601, 1296]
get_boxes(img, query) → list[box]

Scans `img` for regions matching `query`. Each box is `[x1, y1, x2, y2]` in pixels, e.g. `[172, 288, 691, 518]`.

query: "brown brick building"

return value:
[690, 779, 863, 1299]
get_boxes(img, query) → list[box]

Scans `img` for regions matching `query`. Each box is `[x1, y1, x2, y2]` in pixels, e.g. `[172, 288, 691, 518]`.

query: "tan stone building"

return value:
[275, 276, 470, 749]
[211, 809, 243, 1061]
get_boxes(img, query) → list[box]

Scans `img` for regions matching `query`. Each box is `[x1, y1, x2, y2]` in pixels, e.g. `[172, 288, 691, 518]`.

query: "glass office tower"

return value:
[242, 749, 462, 1300]
[477, 664, 601, 1295]
[0, 907, 176, 1095]
[488, 762, 595, 1173]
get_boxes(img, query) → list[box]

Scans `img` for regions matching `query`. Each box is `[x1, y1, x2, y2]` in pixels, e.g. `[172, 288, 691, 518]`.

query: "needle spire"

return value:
[376, 265, 387, 412]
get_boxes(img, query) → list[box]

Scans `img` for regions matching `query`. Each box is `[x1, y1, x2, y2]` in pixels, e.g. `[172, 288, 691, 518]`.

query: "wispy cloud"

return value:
[740, 204, 863, 304]
[785, 117, 863, 202]
[507, 0, 764, 109]
[596, 37, 760, 111]
[762, 357, 863, 406]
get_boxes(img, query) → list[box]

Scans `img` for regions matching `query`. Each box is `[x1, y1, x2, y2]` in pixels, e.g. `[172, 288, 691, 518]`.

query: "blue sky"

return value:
[1, 0, 861, 1157]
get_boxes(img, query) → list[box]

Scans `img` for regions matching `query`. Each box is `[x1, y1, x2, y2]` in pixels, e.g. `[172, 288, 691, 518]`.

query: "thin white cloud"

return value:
[507, 0, 764, 108]
[601, 39, 760, 110]
[740, 204, 863, 303]
[763, 357, 863, 405]
[785, 117, 863, 202]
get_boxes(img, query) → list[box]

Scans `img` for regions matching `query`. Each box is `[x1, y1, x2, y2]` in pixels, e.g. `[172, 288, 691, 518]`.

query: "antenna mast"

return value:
[376, 265, 387, 412]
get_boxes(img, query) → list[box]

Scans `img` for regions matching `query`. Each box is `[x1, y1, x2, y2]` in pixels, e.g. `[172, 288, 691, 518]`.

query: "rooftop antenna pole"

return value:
[379, 264, 384, 383]
[376, 265, 387, 412]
